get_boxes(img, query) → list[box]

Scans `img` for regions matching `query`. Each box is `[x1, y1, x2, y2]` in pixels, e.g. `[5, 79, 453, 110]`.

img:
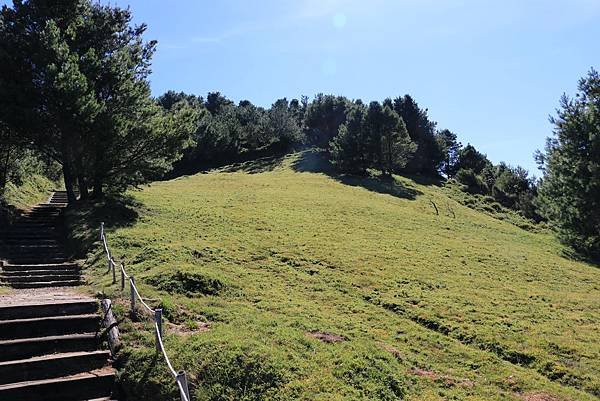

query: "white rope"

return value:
[130, 278, 154, 314]
[101, 224, 190, 401]
[155, 321, 177, 377]
[177, 381, 190, 401]
[119, 262, 130, 279]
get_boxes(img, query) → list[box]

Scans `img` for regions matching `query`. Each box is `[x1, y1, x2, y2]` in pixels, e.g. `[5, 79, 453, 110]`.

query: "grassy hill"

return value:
[68, 151, 600, 401]
[1, 174, 56, 225]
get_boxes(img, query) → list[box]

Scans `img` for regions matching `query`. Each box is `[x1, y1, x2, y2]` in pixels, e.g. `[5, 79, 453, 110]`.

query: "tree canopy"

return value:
[537, 69, 600, 260]
[0, 0, 196, 200]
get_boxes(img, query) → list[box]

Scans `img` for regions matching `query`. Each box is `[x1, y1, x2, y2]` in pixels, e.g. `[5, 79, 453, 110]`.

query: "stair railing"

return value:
[99, 222, 191, 401]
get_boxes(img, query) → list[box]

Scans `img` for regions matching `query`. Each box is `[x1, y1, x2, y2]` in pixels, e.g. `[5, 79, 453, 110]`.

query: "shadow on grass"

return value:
[64, 194, 140, 259]
[560, 247, 600, 269]
[290, 149, 424, 201]
[216, 154, 287, 174]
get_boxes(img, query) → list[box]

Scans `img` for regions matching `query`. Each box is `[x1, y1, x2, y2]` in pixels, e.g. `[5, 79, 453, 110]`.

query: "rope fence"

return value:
[100, 222, 191, 401]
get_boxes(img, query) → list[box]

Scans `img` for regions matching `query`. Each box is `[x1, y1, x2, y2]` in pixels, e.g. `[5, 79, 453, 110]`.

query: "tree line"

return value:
[155, 90, 540, 220]
[0, 0, 597, 262]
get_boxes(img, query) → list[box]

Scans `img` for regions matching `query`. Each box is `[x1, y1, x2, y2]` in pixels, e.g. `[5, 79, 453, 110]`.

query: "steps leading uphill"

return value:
[0, 192, 118, 401]
[1, 192, 79, 288]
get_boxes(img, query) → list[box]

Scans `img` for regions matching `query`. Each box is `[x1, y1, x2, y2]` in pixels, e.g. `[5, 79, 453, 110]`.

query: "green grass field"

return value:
[68, 151, 600, 401]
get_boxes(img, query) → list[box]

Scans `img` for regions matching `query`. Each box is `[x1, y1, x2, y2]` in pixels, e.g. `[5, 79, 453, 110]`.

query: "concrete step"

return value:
[1, 273, 81, 283]
[0, 300, 98, 320]
[7, 223, 58, 228]
[7, 279, 81, 288]
[0, 333, 99, 362]
[7, 249, 66, 255]
[0, 350, 110, 385]
[4, 241, 62, 251]
[2, 235, 60, 241]
[2, 234, 59, 239]
[2, 228, 59, 233]
[4, 238, 60, 245]
[15, 217, 60, 221]
[0, 367, 114, 401]
[6, 249, 67, 259]
[5, 258, 69, 264]
[1, 263, 80, 272]
[5, 262, 71, 268]
[1, 269, 80, 276]
[0, 314, 99, 340]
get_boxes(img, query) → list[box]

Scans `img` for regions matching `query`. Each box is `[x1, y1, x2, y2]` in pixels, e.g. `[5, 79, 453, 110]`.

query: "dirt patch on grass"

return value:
[521, 392, 563, 401]
[167, 321, 210, 336]
[379, 342, 403, 360]
[410, 368, 475, 388]
[306, 331, 347, 343]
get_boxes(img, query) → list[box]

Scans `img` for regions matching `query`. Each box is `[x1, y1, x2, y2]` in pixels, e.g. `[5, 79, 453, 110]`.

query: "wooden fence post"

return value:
[120, 263, 125, 291]
[130, 276, 136, 319]
[176, 371, 191, 401]
[155, 308, 163, 352]
[101, 299, 121, 356]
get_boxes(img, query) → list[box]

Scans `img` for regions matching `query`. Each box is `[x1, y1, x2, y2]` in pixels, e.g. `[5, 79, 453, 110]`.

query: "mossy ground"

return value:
[67, 151, 600, 401]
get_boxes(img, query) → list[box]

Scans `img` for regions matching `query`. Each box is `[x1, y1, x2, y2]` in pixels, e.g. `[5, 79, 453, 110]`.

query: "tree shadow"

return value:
[216, 154, 287, 174]
[64, 194, 140, 258]
[560, 247, 600, 269]
[290, 149, 423, 201]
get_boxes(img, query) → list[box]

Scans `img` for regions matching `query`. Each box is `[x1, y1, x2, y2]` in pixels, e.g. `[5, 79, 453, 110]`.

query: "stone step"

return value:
[0, 367, 114, 401]
[7, 222, 58, 227]
[7, 279, 81, 288]
[0, 333, 98, 362]
[0, 314, 100, 340]
[1, 241, 60, 247]
[6, 253, 68, 260]
[7, 257, 67, 264]
[2, 233, 59, 238]
[2, 226, 57, 231]
[0, 350, 110, 385]
[16, 216, 60, 220]
[1, 269, 80, 276]
[3, 242, 62, 251]
[1, 273, 81, 284]
[5, 250, 65, 254]
[87, 397, 119, 401]
[1, 263, 80, 272]
[2, 235, 60, 241]
[0, 300, 98, 320]
[5, 257, 69, 264]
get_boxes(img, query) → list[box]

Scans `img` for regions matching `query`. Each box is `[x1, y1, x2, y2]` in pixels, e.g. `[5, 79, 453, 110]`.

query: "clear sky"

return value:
[6, 0, 600, 173]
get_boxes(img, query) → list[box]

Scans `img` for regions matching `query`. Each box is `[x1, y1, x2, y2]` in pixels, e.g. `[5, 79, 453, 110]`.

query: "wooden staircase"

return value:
[0, 191, 118, 401]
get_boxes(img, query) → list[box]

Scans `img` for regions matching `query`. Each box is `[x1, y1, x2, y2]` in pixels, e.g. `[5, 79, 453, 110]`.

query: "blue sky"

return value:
[6, 0, 600, 172]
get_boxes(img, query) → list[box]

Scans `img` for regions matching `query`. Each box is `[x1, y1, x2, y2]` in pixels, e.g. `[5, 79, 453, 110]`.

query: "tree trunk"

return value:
[77, 175, 89, 200]
[0, 147, 11, 190]
[92, 176, 103, 199]
[62, 162, 76, 203]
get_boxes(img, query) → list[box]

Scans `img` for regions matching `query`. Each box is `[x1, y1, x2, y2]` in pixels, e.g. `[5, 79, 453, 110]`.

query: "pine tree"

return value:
[0, 0, 197, 199]
[538, 69, 600, 260]
[364, 102, 416, 176]
[330, 103, 368, 173]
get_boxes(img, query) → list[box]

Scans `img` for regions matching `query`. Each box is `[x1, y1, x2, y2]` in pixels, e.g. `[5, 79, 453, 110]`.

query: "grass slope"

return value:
[69, 151, 600, 401]
[1, 174, 55, 209]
